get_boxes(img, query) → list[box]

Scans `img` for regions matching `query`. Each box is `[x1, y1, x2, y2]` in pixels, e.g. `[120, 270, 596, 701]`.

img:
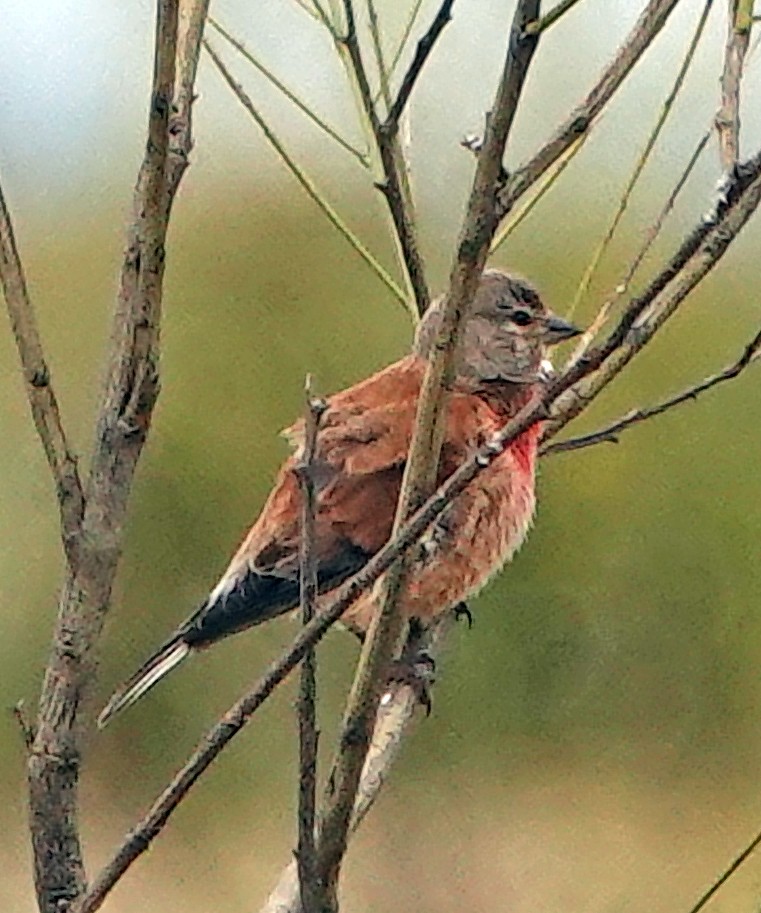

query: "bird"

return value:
[97, 269, 580, 728]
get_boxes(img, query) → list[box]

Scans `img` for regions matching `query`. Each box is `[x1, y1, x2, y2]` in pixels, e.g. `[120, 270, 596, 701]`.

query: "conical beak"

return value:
[544, 314, 582, 344]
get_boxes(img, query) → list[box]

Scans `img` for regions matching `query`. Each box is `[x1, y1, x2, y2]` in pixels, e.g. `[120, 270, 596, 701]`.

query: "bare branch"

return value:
[203, 38, 406, 308]
[686, 822, 761, 913]
[25, 2, 210, 911]
[523, 0, 587, 37]
[716, 0, 753, 170]
[385, 0, 455, 129]
[568, 0, 714, 317]
[261, 618, 451, 913]
[77, 146, 761, 908]
[380, 0, 425, 99]
[542, 327, 761, 456]
[295, 382, 327, 913]
[544, 153, 761, 441]
[0, 183, 85, 564]
[496, 0, 683, 221]
[314, 2, 541, 905]
[339, 0, 432, 316]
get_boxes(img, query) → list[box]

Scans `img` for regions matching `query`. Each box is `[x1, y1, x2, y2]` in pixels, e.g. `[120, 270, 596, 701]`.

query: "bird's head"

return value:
[415, 269, 581, 386]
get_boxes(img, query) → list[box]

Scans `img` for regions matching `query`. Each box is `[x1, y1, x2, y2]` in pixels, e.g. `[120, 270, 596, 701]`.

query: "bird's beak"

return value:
[544, 314, 582, 344]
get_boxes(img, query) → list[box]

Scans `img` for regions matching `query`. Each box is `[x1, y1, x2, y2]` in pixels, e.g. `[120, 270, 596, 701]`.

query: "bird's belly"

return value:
[340, 454, 536, 632]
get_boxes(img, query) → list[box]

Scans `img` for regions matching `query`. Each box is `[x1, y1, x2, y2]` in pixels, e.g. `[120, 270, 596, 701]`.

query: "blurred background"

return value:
[2, 0, 761, 910]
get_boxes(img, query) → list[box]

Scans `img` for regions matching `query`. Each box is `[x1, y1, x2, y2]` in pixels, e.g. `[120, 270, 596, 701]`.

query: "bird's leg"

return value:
[453, 601, 474, 628]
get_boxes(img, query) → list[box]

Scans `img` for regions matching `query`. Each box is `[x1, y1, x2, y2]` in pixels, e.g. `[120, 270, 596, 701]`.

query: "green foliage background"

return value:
[2, 2, 761, 910]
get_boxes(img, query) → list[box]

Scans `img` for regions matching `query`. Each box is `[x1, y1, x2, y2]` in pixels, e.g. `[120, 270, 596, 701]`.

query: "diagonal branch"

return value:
[542, 326, 761, 456]
[496, 0, 683, 221]
[203, 38, 406, 307]
[0, 186, 84, 568]
[261, 616, 452, 913]
[716, 0, 753, 170]
[77, 143, 761, 913]
[523, 0, 587, 37]
[0, 184, 85, 566]
[568, 0, 715, 318]
[25, 3, 210, 912]
[543, 154, 761, 442]
[385, 0, 456, 129]
[208, 17, 369, 167]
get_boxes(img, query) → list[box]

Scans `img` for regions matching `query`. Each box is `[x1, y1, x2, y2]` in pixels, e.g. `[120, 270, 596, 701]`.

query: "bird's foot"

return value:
[384, 648, 436, 716]
[453, 602, 474, 628]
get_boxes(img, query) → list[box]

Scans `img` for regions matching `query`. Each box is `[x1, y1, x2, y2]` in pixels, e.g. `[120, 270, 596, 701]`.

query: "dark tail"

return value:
[97, 635, 191, 729]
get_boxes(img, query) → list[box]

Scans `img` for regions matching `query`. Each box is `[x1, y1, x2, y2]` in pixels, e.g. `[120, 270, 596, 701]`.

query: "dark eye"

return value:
[510, 310, 532, 327]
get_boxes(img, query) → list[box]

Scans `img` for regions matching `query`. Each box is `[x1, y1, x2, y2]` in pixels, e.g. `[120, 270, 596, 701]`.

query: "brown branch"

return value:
[314, 3, 541, 907]
[260, 617, 451, 913]
[385, 0, 455, 129]
[543, 152, 761, 442]
[76, 144, 761, 910]
[295, 382, 327, 913]
[339, 0, 433, 316]
[496, 0, 683, 221]
[523, 0, 587, 37]
[0, 183, 85, 565]
[22, 3, 210, 912]
[542, 327, 761, 456]
[716, 0, 753, 171]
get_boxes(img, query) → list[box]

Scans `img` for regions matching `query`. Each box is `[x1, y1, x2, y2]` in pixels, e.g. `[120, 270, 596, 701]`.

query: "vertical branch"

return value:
[295, 381, 327, 913]
[23, 2, 210, 911]
[716, 0, 752, 170]
[314, 2, 541, 908]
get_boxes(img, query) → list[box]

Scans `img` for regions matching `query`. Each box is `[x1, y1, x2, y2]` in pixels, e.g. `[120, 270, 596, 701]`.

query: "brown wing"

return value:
[181, 357, 419, 645]
[182, 355, 499, 647]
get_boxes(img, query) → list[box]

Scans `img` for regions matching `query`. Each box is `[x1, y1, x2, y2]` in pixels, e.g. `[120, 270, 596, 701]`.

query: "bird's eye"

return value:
[510, 310, 532, 327]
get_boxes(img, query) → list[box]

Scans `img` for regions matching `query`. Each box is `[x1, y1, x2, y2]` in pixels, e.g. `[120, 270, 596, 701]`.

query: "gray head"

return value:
[414, 269, 580, 385]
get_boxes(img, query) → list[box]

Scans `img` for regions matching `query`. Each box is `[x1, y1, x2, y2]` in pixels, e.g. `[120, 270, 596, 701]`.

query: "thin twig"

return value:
[0, 183, 85, 566]
[490, 132, 587, 254]
[496, 0, 683, 221]
[542, 327, 761, 455]
[378, 0, 426, 101]
[367, 0, 392, 111]
[24, 2, 210, 911]
[565, 124, 712, 368]
[523, 0, 587, 37]
[203, 38, 406, 307]
[685, 823, 761, 913]
[385, 0, 456, 130]
[568, 0, 715, 318]
[295, 380, 327, 913]
[339, 0, 434, 316]
[543, 151, 761, 441]
[81, 147, 761, 913]
[716, 0, 753, 170]
[208, 17, 369, 167]
[314, 2, 541, 906]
